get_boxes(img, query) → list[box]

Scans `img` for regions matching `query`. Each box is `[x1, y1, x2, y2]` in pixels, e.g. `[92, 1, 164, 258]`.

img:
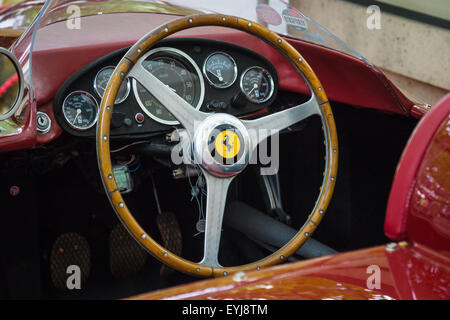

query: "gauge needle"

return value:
[166, 85, 176, 93]
[208, 70, 223, 82]
[72, 109, 81, 125]
[247, 83, 258, 95]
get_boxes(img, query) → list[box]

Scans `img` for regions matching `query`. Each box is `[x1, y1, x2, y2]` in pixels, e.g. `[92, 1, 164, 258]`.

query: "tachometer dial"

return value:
[133, 47, 205, 125]
[94, 66, 130, 104]
[203, 52, 238, 88]
[62, 91, 99, 130]
[240, 66, 274, 104]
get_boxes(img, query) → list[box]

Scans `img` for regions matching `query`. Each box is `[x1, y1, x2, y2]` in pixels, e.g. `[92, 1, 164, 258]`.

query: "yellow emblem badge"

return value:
[215, 130, 241, 159]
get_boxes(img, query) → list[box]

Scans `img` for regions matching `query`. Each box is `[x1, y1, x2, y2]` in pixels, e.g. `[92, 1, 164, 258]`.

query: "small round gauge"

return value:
[62, 91, 99, 130]
[203, 52, 238, 89]
[240, 66, 274, 104]
[133, 47, 204, 125]
[94, 66, 130, 104]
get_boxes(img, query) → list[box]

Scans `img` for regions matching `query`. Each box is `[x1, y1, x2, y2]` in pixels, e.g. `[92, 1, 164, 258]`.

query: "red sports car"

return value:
[0, 0, 448, 301]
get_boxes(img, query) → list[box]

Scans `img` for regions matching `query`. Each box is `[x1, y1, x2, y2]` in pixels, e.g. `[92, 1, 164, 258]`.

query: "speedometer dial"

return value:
[133, 47, 205, 125]
[94, 66, 130, 104]
[62, 91, 99, 130]
[203, 52, 237, 88]
[240, 66, 274, 104]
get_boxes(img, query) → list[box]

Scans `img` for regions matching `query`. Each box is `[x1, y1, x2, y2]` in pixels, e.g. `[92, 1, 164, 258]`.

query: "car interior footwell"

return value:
[0, 102, 418, 299]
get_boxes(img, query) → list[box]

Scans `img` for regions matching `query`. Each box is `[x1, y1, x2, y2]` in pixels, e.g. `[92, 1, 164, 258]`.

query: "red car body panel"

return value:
[407, 109, 450, 258]
[0, 99, 37, 151]
[132, 243, 449, 300]
[385, 94, 450, 249]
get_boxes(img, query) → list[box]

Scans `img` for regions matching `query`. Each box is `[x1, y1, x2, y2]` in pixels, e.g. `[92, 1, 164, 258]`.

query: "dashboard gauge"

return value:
[62, 91, 99, 130]
[133, 47, 205, 125]
[94, 66, 130, 104]
[202, 52, 238, 88]
[240, 66, 274, 104]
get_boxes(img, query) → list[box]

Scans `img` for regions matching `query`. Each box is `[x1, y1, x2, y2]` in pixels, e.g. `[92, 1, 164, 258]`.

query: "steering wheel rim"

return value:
[97, 14, 338, 277]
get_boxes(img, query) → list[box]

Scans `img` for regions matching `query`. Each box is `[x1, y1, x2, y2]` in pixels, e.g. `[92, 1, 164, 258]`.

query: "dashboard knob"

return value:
[36, 111, 51, 135]
[135, 113, 145, 124]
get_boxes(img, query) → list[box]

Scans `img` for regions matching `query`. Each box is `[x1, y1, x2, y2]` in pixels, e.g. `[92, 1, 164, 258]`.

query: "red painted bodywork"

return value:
[407, 113, 450, 258]
[133, 243, 449, 300]
[0, 99, 37, 152]
[385, 94, 450, 245]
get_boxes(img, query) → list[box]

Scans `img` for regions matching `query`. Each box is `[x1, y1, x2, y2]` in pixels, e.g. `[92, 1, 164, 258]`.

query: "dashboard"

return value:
[0, 10, 416, 153]
[54, 38, 280, 138]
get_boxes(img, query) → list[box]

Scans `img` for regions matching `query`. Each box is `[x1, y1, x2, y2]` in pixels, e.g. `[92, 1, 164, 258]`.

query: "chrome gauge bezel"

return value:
[94, 66, 130, 104]
[240, 66, 275, 104]
[132, 47, 205, 126]
[202, 51, 238, 89]
[62, 90, 99, 131]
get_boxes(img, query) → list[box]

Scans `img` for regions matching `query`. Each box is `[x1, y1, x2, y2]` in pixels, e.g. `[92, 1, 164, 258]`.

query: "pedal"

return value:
[109, 223, 148, 278]
[50, 233, 90, 289]
[156, 211, 182, 276]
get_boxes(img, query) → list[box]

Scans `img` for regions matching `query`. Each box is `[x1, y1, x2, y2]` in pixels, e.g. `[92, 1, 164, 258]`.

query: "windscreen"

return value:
[29, 0, 368, 61]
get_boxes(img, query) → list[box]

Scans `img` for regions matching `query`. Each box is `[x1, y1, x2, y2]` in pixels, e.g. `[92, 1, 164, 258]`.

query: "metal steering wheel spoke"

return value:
[199, 171, 234, 267]
[128, 61, 207, 135]
[243, 95, 321, 152]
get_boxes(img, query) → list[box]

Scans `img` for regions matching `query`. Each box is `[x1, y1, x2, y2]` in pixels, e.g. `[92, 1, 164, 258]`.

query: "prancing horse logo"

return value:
[223, 134, 234, 151]
[215, 130, 241, 160]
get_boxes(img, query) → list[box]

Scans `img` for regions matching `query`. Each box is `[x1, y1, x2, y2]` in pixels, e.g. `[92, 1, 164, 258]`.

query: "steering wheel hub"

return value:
[192, 113, 250, 178]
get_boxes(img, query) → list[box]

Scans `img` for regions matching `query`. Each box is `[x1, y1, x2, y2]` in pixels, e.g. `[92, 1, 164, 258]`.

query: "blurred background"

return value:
[292, 0, 449, 106]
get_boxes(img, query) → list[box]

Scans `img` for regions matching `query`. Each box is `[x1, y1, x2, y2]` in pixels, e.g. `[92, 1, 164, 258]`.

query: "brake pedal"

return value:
[50, 233, 90, 289]
[109, 223, 148, 278]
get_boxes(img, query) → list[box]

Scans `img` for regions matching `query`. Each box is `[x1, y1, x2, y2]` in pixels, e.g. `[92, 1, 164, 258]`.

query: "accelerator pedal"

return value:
[50, 233, 90, 289]
[109, 223, 148, 278]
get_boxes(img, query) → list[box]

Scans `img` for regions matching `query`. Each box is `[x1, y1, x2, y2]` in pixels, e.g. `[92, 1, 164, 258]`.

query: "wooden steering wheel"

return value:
[96, 14, 338, 277]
